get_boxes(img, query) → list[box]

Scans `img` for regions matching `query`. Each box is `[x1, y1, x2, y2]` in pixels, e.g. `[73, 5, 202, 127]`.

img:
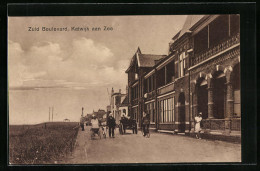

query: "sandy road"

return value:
[61, 125, 241, 164]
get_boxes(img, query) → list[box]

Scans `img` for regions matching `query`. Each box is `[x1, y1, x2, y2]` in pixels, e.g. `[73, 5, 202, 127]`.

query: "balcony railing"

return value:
[201, 118, 241, 131]
[157, 82, 175, 96]
[192, 33, 240, 66]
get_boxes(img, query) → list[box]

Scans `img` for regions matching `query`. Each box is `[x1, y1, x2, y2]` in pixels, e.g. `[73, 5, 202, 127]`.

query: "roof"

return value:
[172, 15, 205, 40]
[125, 47, 166, 72]
[120, 95, 129, 106]
[138, 54, 166, 67]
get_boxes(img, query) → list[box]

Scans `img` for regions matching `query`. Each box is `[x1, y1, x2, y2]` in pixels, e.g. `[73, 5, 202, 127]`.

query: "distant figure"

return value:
[142, 111, 150, 137]
[121, 113, 127, 134]
[107, 113, 116, 138]
[80, 115, 85, 131]
[195, 112, 203, 139]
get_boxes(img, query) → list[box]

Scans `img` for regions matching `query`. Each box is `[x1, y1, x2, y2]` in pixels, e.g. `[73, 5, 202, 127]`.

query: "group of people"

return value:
[81, 110, 203, 140]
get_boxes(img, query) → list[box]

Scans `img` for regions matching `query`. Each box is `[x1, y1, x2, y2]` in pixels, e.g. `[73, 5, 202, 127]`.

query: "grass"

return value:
[9, 122, 79, 165]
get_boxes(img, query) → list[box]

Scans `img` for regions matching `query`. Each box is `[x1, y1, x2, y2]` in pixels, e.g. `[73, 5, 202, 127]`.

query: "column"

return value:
[193, 92, 198, 118]
[225, 70, 233, 134]
[226, 82, 234, 118]
[207, 78, 214, 119]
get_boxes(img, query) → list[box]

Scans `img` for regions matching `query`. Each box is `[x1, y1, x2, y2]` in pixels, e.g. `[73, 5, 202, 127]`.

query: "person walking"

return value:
[194, 112, 203, 139]
[107, 113, 116, 138]
[142, 111, 150, 137]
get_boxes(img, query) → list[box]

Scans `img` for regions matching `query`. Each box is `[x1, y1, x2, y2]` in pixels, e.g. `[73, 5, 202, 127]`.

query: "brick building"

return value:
[126, 15, 240, 136]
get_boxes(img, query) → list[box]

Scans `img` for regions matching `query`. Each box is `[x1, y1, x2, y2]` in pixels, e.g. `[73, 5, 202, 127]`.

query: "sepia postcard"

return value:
[8, 14, 242, 165]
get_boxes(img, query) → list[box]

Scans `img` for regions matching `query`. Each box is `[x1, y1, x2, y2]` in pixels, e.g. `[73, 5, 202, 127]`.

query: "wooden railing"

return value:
[157, 82, 174, 96]
[192, 33, 240, 66]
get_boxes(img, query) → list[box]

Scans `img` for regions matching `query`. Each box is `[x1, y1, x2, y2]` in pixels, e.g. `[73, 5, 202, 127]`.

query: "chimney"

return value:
[112, 87, 114, 94]
[119, 89, 121, 94]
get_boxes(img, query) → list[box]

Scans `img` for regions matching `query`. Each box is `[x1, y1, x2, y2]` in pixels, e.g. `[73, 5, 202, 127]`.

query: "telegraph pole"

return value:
[52, 107, 54, 122]
[49, 107, 50, 122]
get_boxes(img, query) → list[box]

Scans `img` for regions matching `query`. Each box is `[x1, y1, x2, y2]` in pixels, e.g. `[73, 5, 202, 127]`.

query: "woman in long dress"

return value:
[194, 112, 203, 139]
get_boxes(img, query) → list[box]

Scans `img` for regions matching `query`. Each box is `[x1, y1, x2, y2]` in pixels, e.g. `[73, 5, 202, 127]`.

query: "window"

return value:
[166, 60, 175, 84]
[159, 97, 175, 123]
[179, 52, 185, 77]
[157, 67, 166, 88]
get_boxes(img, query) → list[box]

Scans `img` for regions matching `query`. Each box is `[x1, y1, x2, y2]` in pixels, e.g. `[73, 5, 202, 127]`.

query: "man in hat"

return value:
[194, 112, 203, 139]
[142, 111, 150, 137]
[107, 113, 116, 138]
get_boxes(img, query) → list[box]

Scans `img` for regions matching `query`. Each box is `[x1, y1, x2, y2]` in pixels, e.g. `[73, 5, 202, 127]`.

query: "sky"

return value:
[8, 16, 187, 124]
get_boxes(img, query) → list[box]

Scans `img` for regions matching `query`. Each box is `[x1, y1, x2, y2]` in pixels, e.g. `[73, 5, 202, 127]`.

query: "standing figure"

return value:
[80, 115, 85, 131]
[107, 113, 116, 138]
[194, 112, 203, 139]
[142, 111, 150, 137]
[121, 113, 127, 134]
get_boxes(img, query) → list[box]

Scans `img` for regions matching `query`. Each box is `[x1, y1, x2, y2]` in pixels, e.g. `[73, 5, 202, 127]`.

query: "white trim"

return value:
[188, 43, 240, 71]
[158, 130, 175, 134]
[145, 99, 155, 104]
[157, 81, 174, 90]
[132, 81, 138, 87]
[157, 55, 175, 70]
[175, 76, 185, 81]
[157, 91, 175, 99]
[144, 69, 155, 79]
[187, 48, 193, 53]
[132, 105, 138, 108]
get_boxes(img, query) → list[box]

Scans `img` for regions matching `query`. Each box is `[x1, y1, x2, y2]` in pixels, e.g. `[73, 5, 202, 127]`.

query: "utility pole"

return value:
[49, 107, 50, 122]
[52, 107, 54, 122]
[82, 107, 84, 117]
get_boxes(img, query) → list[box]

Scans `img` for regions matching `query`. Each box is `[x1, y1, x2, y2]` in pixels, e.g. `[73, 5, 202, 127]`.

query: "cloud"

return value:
[8, 38, 128, 90]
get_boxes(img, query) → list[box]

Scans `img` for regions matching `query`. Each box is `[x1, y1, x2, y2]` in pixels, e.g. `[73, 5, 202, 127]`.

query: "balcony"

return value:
[157, 82, 175, 96]
[144, 90, 156, 101]
[191, 33, 240, 66]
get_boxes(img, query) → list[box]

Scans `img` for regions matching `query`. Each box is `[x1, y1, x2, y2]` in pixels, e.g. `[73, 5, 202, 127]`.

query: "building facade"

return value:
[126, 15, 240, 136]
[110, 88, 127, 125]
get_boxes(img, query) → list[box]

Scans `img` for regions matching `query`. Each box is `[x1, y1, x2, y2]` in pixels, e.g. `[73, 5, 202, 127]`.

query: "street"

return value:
[61, 126, 241, 164]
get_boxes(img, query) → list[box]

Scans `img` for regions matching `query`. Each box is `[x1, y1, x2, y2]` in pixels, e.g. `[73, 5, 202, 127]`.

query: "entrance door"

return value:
[198, 84, 208, 119]
[178, 93, 185, 132]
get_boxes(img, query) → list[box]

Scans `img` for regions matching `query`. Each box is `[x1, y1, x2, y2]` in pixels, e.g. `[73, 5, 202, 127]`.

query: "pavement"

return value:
[60, 126, 241, 164]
